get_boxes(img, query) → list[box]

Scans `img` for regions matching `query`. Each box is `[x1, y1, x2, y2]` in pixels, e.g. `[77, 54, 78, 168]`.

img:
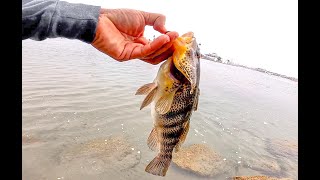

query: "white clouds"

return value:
[64, 0, 297, 78]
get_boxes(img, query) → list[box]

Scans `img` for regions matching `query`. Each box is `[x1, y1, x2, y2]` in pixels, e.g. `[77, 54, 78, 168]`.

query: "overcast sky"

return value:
[65, 0, 298, 78]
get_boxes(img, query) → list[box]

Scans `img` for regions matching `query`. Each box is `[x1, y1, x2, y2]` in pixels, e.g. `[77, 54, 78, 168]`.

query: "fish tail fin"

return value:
[145, 154, 172, 176]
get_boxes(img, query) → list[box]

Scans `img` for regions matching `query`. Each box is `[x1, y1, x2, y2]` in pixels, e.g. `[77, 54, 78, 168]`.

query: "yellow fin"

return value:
[155, 91, 177, 114]
[147, 128, 158, 151]
[140, 86, 158, 110]
[174, 120, 190, 152]
[135, 82, 157, 95]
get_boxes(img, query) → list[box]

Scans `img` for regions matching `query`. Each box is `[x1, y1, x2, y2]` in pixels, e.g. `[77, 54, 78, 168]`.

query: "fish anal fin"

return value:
[140, 86, 158, 110]
[147, 128, 159, 151]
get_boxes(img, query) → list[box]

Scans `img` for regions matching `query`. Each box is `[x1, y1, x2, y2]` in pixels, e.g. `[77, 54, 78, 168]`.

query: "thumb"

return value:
[142, 11, 167, 33]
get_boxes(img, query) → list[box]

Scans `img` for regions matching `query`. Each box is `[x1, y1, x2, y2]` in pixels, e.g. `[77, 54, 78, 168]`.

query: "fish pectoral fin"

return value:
[135, 82, 157, 95]
[174, 120, 190, 153]
[140, 86, 158, 110]
[193, 88, 200, 111]
[147, 128, 159, 151]
[155, 91, 177, 115]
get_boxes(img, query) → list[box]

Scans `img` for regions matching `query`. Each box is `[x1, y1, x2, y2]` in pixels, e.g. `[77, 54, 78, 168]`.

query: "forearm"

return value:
[22, 0, 101, 43]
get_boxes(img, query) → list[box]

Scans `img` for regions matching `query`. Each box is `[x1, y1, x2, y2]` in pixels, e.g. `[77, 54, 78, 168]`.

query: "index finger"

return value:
[142, 11, 167, 33]
[140, 46, 175, 65]
[130, 34, 170, 59]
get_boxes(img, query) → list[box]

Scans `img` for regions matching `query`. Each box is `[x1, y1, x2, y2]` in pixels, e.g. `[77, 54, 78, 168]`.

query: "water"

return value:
[22, 39, 298, 180]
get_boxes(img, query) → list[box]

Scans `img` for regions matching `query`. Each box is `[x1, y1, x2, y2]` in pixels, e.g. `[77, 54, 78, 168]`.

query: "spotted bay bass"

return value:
[135, 32, 201, 176]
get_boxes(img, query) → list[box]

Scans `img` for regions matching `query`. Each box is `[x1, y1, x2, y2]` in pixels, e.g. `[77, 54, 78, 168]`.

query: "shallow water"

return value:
[22, 39, 298, 180]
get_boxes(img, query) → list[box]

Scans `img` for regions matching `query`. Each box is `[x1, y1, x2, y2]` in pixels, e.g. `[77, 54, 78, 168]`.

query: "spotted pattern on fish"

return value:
[152, 83, 196, 172]
[164, 82, 180, 93]
[178, 48, 196, 89]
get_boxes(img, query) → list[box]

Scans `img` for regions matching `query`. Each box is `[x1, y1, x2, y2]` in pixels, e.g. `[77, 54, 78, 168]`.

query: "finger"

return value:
[142, 11, 167, 33]
[130, 34, 170, 59]
[134, 37, 149, 45]
[141, 31, 179, 58]
[142, 41, 173, 60]
[166, 31, 179, 41]
[141, 46, 175, 65]
[141, 31, 179, 60]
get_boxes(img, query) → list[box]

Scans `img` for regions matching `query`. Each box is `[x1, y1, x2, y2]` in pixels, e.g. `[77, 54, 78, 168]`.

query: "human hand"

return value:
[92, 8, 179, 65]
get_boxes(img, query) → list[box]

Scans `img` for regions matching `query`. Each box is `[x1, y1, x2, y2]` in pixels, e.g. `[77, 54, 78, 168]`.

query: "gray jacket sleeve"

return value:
[22, 0, 101, 43]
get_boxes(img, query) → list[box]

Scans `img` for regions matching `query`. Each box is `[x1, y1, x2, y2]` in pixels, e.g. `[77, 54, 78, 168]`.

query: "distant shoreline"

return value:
[201, 53, 298, 82]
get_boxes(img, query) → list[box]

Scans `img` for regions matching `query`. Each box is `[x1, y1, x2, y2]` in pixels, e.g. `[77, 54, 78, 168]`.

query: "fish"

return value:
[135, 32, 201, 176]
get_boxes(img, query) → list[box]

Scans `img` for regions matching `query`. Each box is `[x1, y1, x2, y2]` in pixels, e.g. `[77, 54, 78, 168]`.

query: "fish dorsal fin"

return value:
[174, 120, 190, 152]
[147, 128, 159, 151]
[155, 89, 178, 114]
[135, 82, 157, 95]
[193, 88, 200, 111]
[140, 86, 158, 110]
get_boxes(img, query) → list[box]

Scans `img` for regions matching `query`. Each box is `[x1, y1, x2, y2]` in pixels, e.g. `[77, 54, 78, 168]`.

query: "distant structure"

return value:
[201, 53, 229, 64]
[201, 52, 297, 82]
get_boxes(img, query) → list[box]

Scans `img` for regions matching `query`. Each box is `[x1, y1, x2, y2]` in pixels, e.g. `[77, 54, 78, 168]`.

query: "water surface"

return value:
[22, 39, 298, 180]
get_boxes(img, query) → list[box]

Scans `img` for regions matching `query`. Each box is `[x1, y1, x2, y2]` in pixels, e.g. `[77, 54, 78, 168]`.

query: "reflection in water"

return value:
[22, 39, 297, 180]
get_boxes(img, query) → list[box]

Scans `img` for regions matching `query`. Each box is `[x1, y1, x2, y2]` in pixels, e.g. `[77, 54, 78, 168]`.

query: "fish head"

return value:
[172, 32, 200, 93]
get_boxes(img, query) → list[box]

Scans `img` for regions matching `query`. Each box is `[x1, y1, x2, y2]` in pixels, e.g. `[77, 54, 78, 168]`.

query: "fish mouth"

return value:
[168, 55, 188, 83]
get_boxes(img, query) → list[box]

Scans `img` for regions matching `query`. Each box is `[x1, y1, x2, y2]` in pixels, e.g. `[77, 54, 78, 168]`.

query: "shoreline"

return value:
[201, 54, 298, 82]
